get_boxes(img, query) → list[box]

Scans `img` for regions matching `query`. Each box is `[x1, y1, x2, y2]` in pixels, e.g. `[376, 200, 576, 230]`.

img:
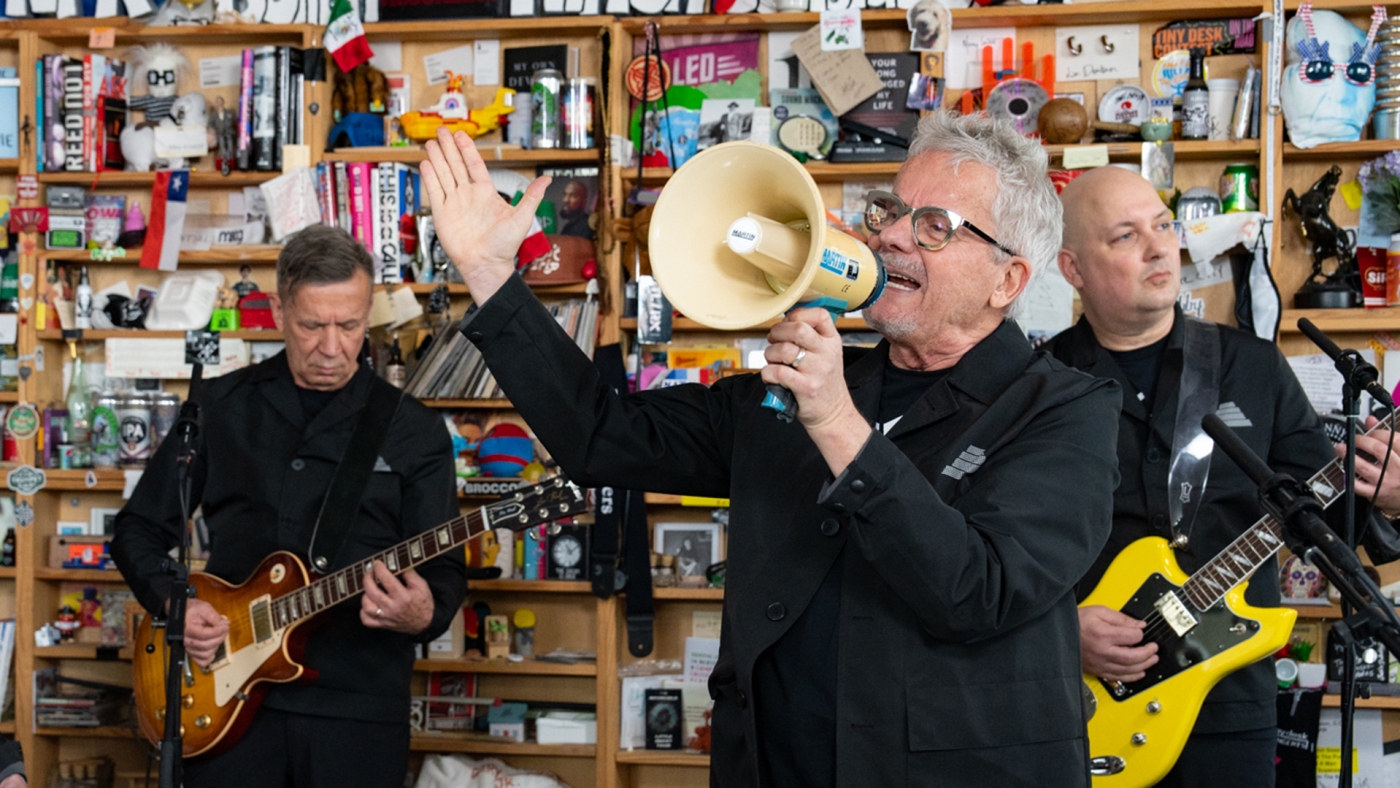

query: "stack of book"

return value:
[314, 161, 422, 284]
[406, 298, 598, 400]
[36, 54, 127, 173]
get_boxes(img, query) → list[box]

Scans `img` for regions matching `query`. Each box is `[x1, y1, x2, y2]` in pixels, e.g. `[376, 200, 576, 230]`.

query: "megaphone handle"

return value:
[761, 384, 797, 423]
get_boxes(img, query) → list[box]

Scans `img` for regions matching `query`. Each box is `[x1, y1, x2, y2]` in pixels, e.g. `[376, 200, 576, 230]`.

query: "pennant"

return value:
[140, 170, 188, 272]
[324, 0, 374, 73]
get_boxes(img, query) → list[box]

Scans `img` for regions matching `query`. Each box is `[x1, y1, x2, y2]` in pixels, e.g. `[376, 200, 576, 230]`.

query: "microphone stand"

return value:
[158, 363, 203, 788]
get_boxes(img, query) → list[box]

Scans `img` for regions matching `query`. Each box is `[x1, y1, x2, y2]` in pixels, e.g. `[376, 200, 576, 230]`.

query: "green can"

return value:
[1220, 163, 1259, 213]
[531, 68, 564, 150]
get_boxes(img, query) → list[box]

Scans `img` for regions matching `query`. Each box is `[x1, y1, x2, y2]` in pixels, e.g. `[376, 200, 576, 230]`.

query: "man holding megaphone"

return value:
[422, 112, 1121, 787]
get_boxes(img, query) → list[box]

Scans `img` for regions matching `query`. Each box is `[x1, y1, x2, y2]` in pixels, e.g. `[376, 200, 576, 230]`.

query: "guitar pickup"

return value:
[1153, 591, 1198, 637]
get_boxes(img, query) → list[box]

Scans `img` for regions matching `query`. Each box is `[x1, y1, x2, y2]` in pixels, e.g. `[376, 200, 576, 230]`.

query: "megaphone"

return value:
[647, 141, 886, 419]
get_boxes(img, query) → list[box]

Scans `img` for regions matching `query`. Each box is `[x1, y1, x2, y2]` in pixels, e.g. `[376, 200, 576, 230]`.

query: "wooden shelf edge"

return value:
[1278, 308, 1400, 334]
[413, 657, 596, 675]
[39, 246, 283, 263]
[408, 735, 595, 757]
[36, 329, 283, 341]
[323, 147, 600, 164]
[615, 750, 711, 766]
[650, 587, 724, 601]
[36, 645, 134, 661]
[1321, 694, 1400, 709]
[424, 398, 514, 409]
[33, 568, 127, 582]
[36, 171, 280, 186]
[35, 726, 135, 738]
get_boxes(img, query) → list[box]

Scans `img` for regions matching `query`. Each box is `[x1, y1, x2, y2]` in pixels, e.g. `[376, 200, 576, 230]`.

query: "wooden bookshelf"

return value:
[468, 579, 591, 593]
[38, 246, 283, 264]
[33, 568, 127, 582]
[413, 657, 596, 676]
[36, 171, 280, 187]
[1283, 140, 1400, 160]
[34, 726, 135, 739]
[324, 147, 600, 165]
[35, 645, 133, 661]
[615, 751, 711, 767]
[422, 398, 515, 409]
[36, 329, 283, 341]
[650, 587, 723, 601]
[408, 736, 595, 757]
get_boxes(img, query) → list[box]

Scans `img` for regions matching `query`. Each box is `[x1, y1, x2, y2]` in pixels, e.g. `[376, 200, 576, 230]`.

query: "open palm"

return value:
[422, 127, 550, 302]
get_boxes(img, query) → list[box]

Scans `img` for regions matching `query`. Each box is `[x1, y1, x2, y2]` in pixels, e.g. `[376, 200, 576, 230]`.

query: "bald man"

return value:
[1043, 166, 1393, 787]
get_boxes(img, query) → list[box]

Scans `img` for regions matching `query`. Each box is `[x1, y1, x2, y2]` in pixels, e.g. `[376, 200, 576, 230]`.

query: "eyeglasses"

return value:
[863, 190, 1018, 258]
[147, 70, 177, 86]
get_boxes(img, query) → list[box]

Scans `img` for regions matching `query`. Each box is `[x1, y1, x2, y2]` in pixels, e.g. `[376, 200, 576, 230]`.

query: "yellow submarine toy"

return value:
[401, 73, 516, 142]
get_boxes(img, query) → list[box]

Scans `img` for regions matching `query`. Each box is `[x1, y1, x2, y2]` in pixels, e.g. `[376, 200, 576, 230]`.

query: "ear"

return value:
[268, 292, 286, 331]
[989, 256, 1032, 311]
[1057, 248, 1085, 290]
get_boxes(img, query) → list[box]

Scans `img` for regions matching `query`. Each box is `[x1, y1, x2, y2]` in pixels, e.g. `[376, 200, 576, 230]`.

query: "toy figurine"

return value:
[484, 614, 511, 658]
[231, 264, 258, 298]
[512, 609, 535, 657]
[210, 96, 237, 175]
[117, 202, 147, 249]
[400, 74, 516, 142]
[54, 605, 80, 643]
[121, 44, 191, 172]
[1284, 165, 1361, 308]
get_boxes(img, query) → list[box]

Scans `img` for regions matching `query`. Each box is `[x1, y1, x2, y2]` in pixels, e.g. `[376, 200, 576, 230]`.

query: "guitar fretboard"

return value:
[1179, 412, 1397, 611]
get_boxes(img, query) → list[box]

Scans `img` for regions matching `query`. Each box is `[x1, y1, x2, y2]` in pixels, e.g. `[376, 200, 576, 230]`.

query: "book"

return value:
[96, 58, 126, 172]
[397, 164, 421, 269]
[0, 68, 16, 160]
[333, 161, 352, 236]
[237, 48, 254, 171]
[346, 162, 374, 253]
[61, 57, 84, 172]
[251, 46, 277, 171]
[845, 52, 919, 142]
[379, 0, 501, 21]
[32, 60, 43, 170]
[315, 162, 336, 227]
[45, 56, 64, 171]
[375, 162, 402, 283]
[644, 688, 683, 750]
[81, 54, 99, 172]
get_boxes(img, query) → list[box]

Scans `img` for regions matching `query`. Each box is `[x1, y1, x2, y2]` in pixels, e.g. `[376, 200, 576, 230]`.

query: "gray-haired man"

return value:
[423, 111, 1120, 787]
[112, 225, 465, 788]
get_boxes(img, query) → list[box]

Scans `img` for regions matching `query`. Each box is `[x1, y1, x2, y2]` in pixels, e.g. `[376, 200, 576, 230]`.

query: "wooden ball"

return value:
[1038, 98, 1088, 145]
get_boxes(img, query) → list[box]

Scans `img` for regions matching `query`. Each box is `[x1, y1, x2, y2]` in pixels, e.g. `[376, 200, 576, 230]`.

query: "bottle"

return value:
[65, 341, 91, 468]
[1, 527, 14, 568]
[74, 266, 93, 330]
[0, 254, 17, 392]
[386, 333, 406, 389]
[1181, 49, 1209, 141]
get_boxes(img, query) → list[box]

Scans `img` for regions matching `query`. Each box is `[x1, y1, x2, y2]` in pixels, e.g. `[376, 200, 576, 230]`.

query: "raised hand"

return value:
[422, 127, 551, 304]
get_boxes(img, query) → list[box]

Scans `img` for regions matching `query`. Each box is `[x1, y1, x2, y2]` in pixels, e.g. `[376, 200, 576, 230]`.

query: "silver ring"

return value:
[792, 349, 807, 369]
[375, 608, 382, 618]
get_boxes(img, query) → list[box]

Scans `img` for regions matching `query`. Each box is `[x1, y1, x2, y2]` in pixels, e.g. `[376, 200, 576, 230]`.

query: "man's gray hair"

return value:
[276, 225, 375, 301]
[905, 111, 1062, 316]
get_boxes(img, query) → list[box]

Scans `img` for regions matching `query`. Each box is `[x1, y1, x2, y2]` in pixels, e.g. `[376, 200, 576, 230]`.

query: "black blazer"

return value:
[463, 275, 1122, 787]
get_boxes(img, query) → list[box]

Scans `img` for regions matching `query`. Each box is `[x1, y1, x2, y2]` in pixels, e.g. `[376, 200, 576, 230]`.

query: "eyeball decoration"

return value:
[1281, 3, 1387, 149]
[1280, 553, 1328, 599]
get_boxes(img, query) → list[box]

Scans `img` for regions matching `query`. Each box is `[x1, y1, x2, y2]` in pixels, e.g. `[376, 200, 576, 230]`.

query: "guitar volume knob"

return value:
[1131, 733, 1147, 745]
[195, 715, 211, 729]
[1146, 701, 1161, 714]
[182, 695, 194, 708]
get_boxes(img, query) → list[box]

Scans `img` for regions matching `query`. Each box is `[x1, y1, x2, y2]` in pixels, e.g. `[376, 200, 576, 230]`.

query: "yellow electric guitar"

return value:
[1077, 422, 1380, 785]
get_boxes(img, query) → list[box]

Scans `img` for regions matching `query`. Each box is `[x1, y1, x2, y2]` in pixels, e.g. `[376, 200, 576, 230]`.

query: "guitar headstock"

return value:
[484, 476, 589, 532]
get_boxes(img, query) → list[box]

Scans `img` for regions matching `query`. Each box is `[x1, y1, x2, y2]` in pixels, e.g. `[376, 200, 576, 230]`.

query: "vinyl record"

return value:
[986, 78, 1050, 135]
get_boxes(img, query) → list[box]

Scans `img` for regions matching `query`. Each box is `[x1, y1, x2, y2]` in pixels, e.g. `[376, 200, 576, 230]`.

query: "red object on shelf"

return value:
[237, 291, 277, 330]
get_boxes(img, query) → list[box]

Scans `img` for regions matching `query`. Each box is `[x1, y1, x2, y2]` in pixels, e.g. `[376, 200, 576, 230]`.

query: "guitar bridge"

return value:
[1154, 591, 1198, 637]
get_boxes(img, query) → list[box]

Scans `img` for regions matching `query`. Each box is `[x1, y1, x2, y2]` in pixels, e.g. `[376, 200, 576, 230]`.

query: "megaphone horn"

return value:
[647, 142, 887, 420]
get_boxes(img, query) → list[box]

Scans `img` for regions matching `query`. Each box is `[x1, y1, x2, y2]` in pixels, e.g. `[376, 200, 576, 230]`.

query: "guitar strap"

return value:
[1167, 318, 1221, 550]
[307, 376, 404, 573]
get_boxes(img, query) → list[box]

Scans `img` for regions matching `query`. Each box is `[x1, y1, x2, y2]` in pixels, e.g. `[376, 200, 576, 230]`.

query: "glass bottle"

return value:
[74, 266, 93, 330]
[386, 333, 406, 389]
[65, 341, 91, 468]
[1181, 49, 1209, 141]
[2, 527, 14, 567]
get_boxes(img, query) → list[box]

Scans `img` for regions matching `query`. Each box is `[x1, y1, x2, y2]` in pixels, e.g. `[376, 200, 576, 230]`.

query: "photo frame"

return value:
[653, 522, 723, 577]
[89, 507, 121, 536]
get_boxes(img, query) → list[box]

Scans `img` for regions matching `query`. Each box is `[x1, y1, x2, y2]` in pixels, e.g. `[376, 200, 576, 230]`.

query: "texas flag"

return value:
[140, 170, 188, 272]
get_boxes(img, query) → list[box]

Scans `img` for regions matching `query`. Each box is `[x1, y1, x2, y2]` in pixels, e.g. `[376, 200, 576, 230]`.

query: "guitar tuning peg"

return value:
[548, 523, 562, 536]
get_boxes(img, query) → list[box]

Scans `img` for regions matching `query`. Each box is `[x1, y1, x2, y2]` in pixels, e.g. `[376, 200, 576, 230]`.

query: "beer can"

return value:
[1219, 163, 1259, 213]
[531, 69, 564, 150]
[91, 393, 121, 468]
[151, 392, 180, 453]
[562, 78, 596, 150]
[57, 444, 75, 470]
[1, 428, 16, 464]
[116, 392, 153, 469]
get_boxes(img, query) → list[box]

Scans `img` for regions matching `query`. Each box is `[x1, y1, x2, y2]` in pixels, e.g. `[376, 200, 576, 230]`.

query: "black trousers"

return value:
[182, 707, 410, 788]
[1154, 727, 1276, 788]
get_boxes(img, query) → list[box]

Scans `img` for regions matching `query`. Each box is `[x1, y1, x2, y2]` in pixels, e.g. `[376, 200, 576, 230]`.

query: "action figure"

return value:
[1284, 165, 1362, 308]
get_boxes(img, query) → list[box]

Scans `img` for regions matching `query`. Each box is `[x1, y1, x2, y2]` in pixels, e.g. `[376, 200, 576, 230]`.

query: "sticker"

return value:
[18, 274, 33, 291]
[1152, 18, 1257, 59]
[6, 403, 38, 439]
[17, 176, 38, 201]
[185, 330, 220, 366]
[680, 496, 731, 507]
[1152, 50, 1193, 98]
[1063, 144, 1109, 169]
[270, 564, 286, 583]
[85, 471, 97, 489]
[88, 28, 115, 48]
[34, 347, 43, 372]
[17, 367, 28, 381]
[6, 465, 46, 496]
[14, 502, 33, 527]
[908, 0, 950, 53]
[18, 298, 30, 311]
[820, 247, 850, 275]
[921, 52, 944, 78]
[820, 9, 863, 52]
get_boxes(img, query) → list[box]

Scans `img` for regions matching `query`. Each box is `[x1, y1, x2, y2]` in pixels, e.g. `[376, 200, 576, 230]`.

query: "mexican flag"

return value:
[325, 0, 373, 73]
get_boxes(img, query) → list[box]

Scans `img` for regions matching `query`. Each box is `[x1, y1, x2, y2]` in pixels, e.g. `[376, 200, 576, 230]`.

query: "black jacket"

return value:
[111, 352, 465, 724]
[461, 275, 1122, 787]
[1045, 311, 1362, 733]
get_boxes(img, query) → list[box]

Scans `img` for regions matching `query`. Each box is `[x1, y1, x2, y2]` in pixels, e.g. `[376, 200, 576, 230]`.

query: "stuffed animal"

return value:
[332, 63, 390, 122]
[477, 424, 533, 478]
[121, 43, 192, 171]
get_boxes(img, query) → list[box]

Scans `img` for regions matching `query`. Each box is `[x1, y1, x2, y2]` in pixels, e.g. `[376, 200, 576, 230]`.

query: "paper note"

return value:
[475, 40, 501, 85]
[369, 289, 394, 328]
[683, 637, 720, 685]
[200, 55, 243, 89]
[389, 286, 424, 328]
[281, 144, 311, 171]
[425, 44, 474, 86]
[369, 41, 403, 73]
[692, 611, 722, 639]
[945, 27, 1015, 90]
[819, 9, 863, 52]
[1062, 144, 1108, 169]
[105, 338, 250, 380]
[88, 27, 115, 48]
[790, 25, 884, 117]
[1179, 256, 1233, 291]
[93, 0, 118, 16]
[1055, 25, 1140, 82]
[1288, 351, 1378, 415]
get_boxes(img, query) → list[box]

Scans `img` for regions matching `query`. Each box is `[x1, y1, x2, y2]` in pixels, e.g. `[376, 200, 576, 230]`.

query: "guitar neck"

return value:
[267, 508, 495, 630]
[1180, 411, 1396, 611]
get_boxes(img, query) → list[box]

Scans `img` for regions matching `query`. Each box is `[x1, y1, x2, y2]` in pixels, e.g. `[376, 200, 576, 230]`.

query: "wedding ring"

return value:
[792, 349, 807, 369]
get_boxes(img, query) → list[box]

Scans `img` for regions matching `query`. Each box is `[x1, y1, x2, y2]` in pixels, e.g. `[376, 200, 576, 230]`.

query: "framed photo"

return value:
[654, 522, 723, 577]
[89, 507, 121, 536]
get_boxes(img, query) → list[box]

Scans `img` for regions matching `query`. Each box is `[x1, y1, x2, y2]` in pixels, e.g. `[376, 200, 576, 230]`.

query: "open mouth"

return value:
[887, 272, 921, 292]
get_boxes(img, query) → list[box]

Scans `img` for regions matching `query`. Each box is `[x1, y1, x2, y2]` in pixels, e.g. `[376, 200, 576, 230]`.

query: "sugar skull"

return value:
[1281, 4, 1387, 149]
[1280, 554, 1327, 599]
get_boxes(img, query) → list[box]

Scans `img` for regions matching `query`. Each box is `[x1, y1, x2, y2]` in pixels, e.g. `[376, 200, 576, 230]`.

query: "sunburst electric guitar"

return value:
[1079, 420, 1387, 786]
[130, 476, 588, 758]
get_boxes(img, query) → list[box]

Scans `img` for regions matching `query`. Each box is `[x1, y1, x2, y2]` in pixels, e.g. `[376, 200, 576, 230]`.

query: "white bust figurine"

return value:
[1280, 4, 1384, 149]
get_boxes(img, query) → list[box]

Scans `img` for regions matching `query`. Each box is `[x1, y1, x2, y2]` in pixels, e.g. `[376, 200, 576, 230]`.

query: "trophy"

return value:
[1284, 165, 1362, 309]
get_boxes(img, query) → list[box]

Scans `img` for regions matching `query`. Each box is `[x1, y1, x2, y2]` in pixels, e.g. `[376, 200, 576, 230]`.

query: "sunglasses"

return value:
[863, 190, 1018, 258]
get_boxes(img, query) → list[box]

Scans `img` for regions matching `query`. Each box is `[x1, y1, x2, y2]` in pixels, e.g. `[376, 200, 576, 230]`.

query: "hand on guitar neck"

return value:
[1079, 605, 1160, 682]
[170, 598, 230, 668]
[1338, 415, 1400, 513]
[359, 560, 434, 635]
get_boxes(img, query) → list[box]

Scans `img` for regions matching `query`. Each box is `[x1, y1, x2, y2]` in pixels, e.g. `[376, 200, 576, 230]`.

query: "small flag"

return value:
[140, 170, 188, 272]
[324, 0, 373, 74]
[517, 217, 550, 270]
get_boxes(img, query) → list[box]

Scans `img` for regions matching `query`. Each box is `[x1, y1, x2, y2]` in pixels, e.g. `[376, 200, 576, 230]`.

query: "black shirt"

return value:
[755, 360, 951, 788]
[1106, 335, 1168, 408]
[297, 384, 340, 422]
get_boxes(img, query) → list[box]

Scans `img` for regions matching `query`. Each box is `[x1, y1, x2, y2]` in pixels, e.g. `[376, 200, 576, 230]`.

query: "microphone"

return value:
[1201, 413, 1365, 576]
[175, 362, 203, 457]
[1298, 317, 1395, 409]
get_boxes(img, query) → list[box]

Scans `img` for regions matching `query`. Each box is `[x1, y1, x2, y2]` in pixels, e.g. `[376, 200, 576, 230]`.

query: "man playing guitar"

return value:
[112, 225, 465, 787]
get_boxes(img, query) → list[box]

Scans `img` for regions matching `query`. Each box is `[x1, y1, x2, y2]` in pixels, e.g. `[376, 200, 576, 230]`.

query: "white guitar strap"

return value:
[1167, 318, 1222, 550]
